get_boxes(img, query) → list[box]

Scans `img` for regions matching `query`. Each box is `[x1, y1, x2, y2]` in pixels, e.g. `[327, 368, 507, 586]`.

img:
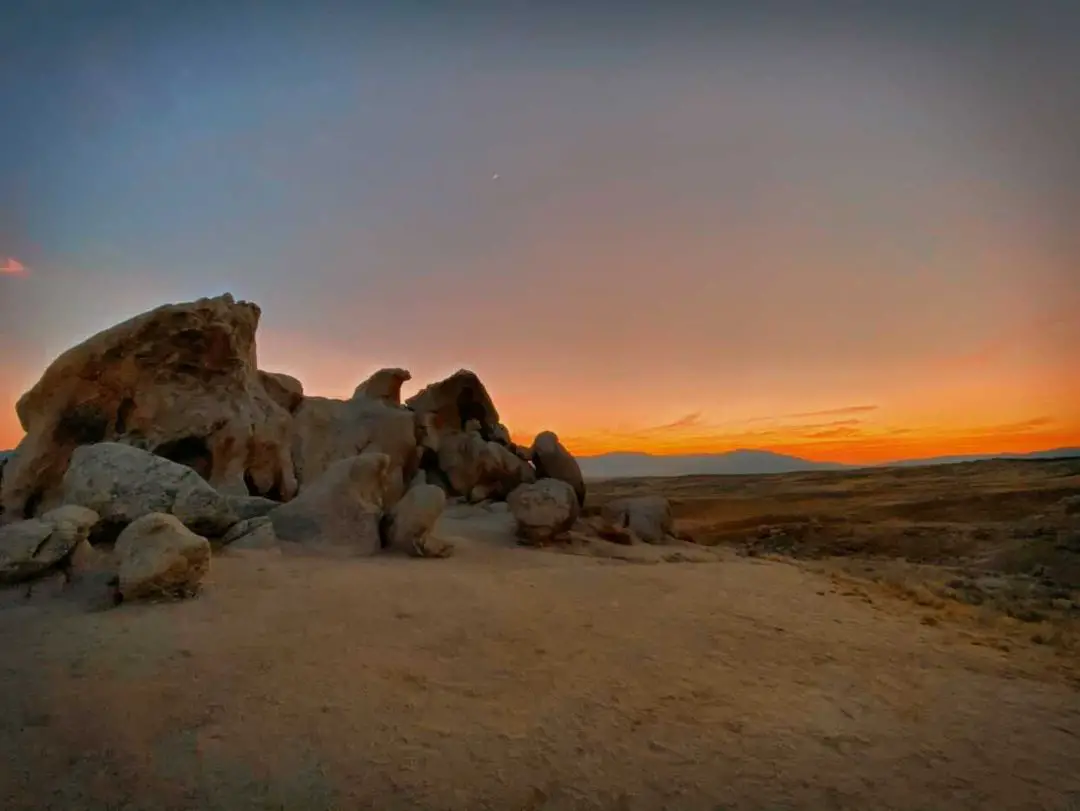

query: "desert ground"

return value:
[2, 458, 1078, 810]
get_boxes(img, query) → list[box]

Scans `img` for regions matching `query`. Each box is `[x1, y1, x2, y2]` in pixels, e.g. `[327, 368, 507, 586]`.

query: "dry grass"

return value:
[589, 457, 1080, 665]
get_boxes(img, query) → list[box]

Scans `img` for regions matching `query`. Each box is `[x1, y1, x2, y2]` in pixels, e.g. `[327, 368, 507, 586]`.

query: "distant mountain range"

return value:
[1, 446, 1078, 481]
[577, 447, 1080, 479]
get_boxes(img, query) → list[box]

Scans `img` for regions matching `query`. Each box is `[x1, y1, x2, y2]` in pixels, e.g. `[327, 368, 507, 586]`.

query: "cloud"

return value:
[650, 412, 703, 431]
[0, 257, 27, 276]
[743, 405, 878, 424]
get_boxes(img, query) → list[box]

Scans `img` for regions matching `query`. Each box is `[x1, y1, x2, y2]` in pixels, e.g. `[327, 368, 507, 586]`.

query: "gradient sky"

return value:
[1, 1, 1078, 463]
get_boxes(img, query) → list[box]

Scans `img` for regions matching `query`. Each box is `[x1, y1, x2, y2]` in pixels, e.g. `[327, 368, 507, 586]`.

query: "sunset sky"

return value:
[1, 2, 1077, 464]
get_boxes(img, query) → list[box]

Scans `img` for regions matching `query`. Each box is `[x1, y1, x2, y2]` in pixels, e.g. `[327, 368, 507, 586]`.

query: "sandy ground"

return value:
[2, 539, 1078, 811]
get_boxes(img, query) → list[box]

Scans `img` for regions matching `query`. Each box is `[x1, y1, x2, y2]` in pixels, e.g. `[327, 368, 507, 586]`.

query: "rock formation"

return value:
[0, 294, 297, 521]
[0, 291, 618, 608]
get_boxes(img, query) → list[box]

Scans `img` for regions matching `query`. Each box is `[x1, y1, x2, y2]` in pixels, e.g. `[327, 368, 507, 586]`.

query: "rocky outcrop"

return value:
[352, 367, 412, 405]
[62, 443, 237, 537]
[531, 431, 585, 507]
[508, 479, 580, 545]
[267, 452, 391, 554]
[385, 483, 450, 557]
[114, 512, 211, 601]
[0, 505, 100, 584]
[600, 495, 675, 544]
[0, 294, 297, 521]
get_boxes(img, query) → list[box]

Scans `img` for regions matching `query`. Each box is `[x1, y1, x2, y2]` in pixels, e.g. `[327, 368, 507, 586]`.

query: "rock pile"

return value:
[0, 293, 673, 608]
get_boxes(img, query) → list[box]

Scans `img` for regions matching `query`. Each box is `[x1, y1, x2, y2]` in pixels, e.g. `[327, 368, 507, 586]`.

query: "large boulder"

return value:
[530, 431, 585, 507]
[0, 294, 297, 520]
[385, 483, 451, 557]
[600, 495, 675, 544]
[62, 442, 237, 537]
[0, 505, 100, 584]
[267, 452, 391, 555]
[406, 369, 501, 444]
[436, 427, 536, 502]
[352, 367, 411, 405]
[507, 479, 580, 545]
[290, 372, 420, 504]
[114, 512, 211, 601]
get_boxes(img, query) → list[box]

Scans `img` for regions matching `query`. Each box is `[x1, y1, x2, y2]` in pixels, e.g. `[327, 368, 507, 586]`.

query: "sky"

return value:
[1, 1, 1078, 464]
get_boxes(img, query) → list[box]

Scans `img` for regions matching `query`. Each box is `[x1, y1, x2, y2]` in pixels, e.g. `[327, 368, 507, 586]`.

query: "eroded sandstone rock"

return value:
[0, 294, 297, 520]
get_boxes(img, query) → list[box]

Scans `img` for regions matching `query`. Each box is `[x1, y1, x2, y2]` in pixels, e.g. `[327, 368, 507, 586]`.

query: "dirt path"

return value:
[1, 546, 1078, 810]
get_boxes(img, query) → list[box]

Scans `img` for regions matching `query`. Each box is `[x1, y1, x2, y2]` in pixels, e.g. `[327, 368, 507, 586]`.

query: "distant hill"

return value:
[577, 449, 852, 479]
[877, 447, 1080, 468]
[578, 446, 1080, 480]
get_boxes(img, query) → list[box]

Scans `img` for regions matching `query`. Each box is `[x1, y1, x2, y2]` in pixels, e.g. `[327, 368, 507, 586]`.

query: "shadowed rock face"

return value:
[0, 294, 297, 521]
[406, 369, 500, 439]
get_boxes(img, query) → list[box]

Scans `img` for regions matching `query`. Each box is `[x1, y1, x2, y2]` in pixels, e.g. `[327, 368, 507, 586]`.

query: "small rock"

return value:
[530, 431, 586, 507]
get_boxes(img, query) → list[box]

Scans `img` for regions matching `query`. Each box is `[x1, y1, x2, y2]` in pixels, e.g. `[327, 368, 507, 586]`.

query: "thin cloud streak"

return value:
[0, 257, 27, 276]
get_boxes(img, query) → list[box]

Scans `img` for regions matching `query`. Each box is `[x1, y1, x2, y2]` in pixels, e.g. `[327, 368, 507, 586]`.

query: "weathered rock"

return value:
[258, 371, 304, 414]
[352, 367, 412, 405]
[221, 516, 278, 549]
[600, 495, 674, 545]
[224, 494, 281, 522]
[62, 443, 237, 536]
[267, 452, 391, 554]
[407, 369, 501, 445]
[436, 430, 536, 503]
[0, 294, 297, 520]
[291, 391, 419, 506]
[115, 513, 210, 601]
[531, 431, 586, 507]
[386, 483, 450, 557]
[0, 505, 100, 584]
[508, 479, 580, 545]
